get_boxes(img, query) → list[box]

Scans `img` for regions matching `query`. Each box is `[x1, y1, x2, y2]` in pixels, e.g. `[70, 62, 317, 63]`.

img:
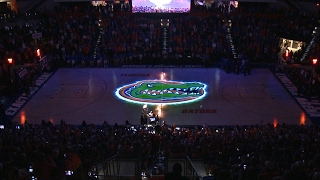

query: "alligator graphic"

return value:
[116, 80, 207, 104]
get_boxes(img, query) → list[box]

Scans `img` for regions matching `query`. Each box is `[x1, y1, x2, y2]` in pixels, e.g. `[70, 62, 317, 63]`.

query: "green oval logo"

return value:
[115, 80, 207, 105]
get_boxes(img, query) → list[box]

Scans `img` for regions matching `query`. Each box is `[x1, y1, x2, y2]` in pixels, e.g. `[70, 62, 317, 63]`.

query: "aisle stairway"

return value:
[93, 18, 103, 66]
[225, 19, 238, 60]
[161, 19, 170, 65]
[161, 19, 170, 51]
[92, 8, 105, 67]
[300, 26, 319, 62]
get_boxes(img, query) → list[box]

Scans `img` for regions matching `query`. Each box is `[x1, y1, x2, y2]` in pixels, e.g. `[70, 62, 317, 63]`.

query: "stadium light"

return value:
[285, 49, 289, 58]
[312, 58, 318, 65]
[36, 49, 41, 57]
[7, 58, 13, 64]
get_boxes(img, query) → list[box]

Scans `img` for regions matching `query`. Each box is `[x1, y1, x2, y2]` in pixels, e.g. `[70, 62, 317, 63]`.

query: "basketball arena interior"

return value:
[0, 0, 320, 179]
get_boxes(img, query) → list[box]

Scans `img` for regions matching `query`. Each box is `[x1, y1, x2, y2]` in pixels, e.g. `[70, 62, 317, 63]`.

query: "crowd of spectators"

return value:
[233, 7, 316, 63]
[285, 64, 320, 98]
[2, 119, 320, 180]
[0, 4, 101, 107]
[0, 13, 46, 104]
[95, 12, 228, 67]
[165, 15, 228, 65]
[231, 14, 281, 63]
[160, 123, 320, 180]
[39, 2, 317, 69]
[45, 5, 100, 68]
[0, 1, 318, 71]
[223, 3, 318, 76]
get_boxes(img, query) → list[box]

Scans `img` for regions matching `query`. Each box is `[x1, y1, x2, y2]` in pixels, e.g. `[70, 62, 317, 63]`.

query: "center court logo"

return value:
[115, 80, 207, 105]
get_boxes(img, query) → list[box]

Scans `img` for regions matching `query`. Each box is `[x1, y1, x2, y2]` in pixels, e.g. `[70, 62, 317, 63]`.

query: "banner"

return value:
[32, 32, 42, 39]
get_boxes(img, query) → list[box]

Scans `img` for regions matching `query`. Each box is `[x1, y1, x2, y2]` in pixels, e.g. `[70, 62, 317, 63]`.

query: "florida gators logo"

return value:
[115, 80, 207, 105]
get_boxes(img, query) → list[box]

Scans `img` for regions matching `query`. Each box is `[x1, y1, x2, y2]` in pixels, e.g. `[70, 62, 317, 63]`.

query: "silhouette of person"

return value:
[164, 163, 189, 180]
[141, 115, 147, 125]
[141, 105, 148, 125]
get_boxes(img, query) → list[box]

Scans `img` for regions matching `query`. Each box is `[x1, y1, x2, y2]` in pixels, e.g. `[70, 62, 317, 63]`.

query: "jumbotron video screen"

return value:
[132, 0, 191, 13]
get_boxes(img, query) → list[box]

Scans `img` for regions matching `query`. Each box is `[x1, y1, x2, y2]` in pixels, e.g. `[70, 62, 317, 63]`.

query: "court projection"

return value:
[132, 0, 191, 13]
[115, 80, 207, 105]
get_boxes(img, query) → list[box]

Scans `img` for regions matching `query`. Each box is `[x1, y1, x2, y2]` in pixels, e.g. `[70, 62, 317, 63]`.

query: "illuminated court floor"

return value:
[11, 68, 311, 126]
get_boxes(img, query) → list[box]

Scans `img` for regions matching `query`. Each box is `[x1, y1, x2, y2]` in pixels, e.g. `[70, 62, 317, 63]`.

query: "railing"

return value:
[91, 155, 141, 180]
[94, 175, 137, 180]
[91, 156, 202, 179]
[186, 156, 202, 180]
[164, 158, 202, 180]
[144, 175, 201, 180]
[91, 155, 120, 179]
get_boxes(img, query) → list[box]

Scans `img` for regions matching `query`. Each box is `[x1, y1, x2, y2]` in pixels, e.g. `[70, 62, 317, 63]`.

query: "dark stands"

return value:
[1, 120, 320, 179]
[0, 1, 320, 179]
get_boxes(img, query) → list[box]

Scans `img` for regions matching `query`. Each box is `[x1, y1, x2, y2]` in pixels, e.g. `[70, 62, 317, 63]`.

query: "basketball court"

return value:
[9, 67, 311, 126]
